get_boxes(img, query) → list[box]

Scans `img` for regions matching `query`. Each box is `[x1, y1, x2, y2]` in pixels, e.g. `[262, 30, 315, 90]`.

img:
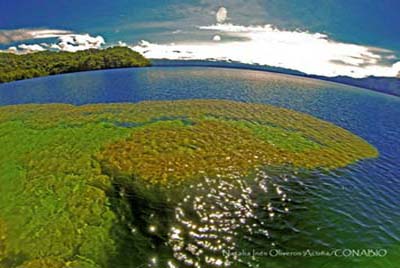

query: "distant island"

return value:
[311, 75, 400, 97]
[153, 59, 400, 97]
[0, 47, 151, 83]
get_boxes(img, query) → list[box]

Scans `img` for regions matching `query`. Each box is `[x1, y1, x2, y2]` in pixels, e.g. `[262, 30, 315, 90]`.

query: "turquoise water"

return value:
[0, 67, 399, 268]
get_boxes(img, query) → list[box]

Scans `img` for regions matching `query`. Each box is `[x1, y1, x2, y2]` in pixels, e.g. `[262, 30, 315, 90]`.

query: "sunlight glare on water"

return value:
[0, 67, 399, 267]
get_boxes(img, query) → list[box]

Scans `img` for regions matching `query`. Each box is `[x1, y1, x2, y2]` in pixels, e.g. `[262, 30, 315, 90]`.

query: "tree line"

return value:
[0, 47, 151, 83]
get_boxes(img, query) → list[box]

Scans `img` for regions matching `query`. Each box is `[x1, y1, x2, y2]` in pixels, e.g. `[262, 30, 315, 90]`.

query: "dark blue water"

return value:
[0, 67, 399, 267]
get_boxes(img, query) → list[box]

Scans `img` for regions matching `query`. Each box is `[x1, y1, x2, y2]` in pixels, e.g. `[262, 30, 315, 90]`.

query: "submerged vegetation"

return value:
[0, 47, 150, 83]
[0, 100, 377, 267]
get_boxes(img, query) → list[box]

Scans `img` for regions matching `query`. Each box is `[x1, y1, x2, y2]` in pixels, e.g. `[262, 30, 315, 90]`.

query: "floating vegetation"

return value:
[0, 100, 377, 267]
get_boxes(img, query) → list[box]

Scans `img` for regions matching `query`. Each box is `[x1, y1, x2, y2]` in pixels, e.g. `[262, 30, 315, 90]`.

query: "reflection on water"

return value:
[0, 67, 399, 267]
[120, 167, 294, 268]
[170, 174, 262, 267]
[117, 162, 399, 268]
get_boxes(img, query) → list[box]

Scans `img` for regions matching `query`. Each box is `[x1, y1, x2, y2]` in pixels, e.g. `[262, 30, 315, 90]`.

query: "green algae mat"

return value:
[0, 100, 377, 267]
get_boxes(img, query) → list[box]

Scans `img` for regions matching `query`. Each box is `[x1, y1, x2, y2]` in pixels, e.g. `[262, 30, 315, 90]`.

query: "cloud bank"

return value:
[0, 29, 105, 53]
[49, 34, 105, 52]
[0, 29, 72, 44]
[131, 21, 400, 78]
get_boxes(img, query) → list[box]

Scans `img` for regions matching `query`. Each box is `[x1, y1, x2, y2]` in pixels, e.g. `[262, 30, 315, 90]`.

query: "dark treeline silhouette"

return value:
[0, 47, 151, 83]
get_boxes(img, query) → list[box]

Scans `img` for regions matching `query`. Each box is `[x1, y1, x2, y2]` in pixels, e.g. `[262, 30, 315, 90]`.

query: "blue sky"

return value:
[1, 0, 399, 49]
[0, 0, 399, 77]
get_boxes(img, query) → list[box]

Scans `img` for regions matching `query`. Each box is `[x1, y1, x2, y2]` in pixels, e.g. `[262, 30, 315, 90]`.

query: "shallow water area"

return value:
[0, 67, 399, 268]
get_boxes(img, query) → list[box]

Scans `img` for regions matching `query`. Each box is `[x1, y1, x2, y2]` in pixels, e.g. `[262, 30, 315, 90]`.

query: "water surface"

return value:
[0, 67, 399, 267]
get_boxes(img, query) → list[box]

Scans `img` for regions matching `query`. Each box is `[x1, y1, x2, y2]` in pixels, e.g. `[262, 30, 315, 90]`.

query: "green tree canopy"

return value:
[0, 47, 150, 83]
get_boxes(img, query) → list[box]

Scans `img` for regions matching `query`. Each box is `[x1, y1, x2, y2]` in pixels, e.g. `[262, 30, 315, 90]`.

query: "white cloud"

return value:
[131, 23, 400, 78]
[117, 41, 128, 47]
[212, 35, 221, 41]
[1, 27, 105, 53]
[6, 46, 18, 53]
[0, 29, 73, 44]
[56, 34, 105, 52]
[29, 29, 73, 39]
[216, 7, 228, 23]
[3, 32, 105, 53]
[18, 44, 46, 52]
